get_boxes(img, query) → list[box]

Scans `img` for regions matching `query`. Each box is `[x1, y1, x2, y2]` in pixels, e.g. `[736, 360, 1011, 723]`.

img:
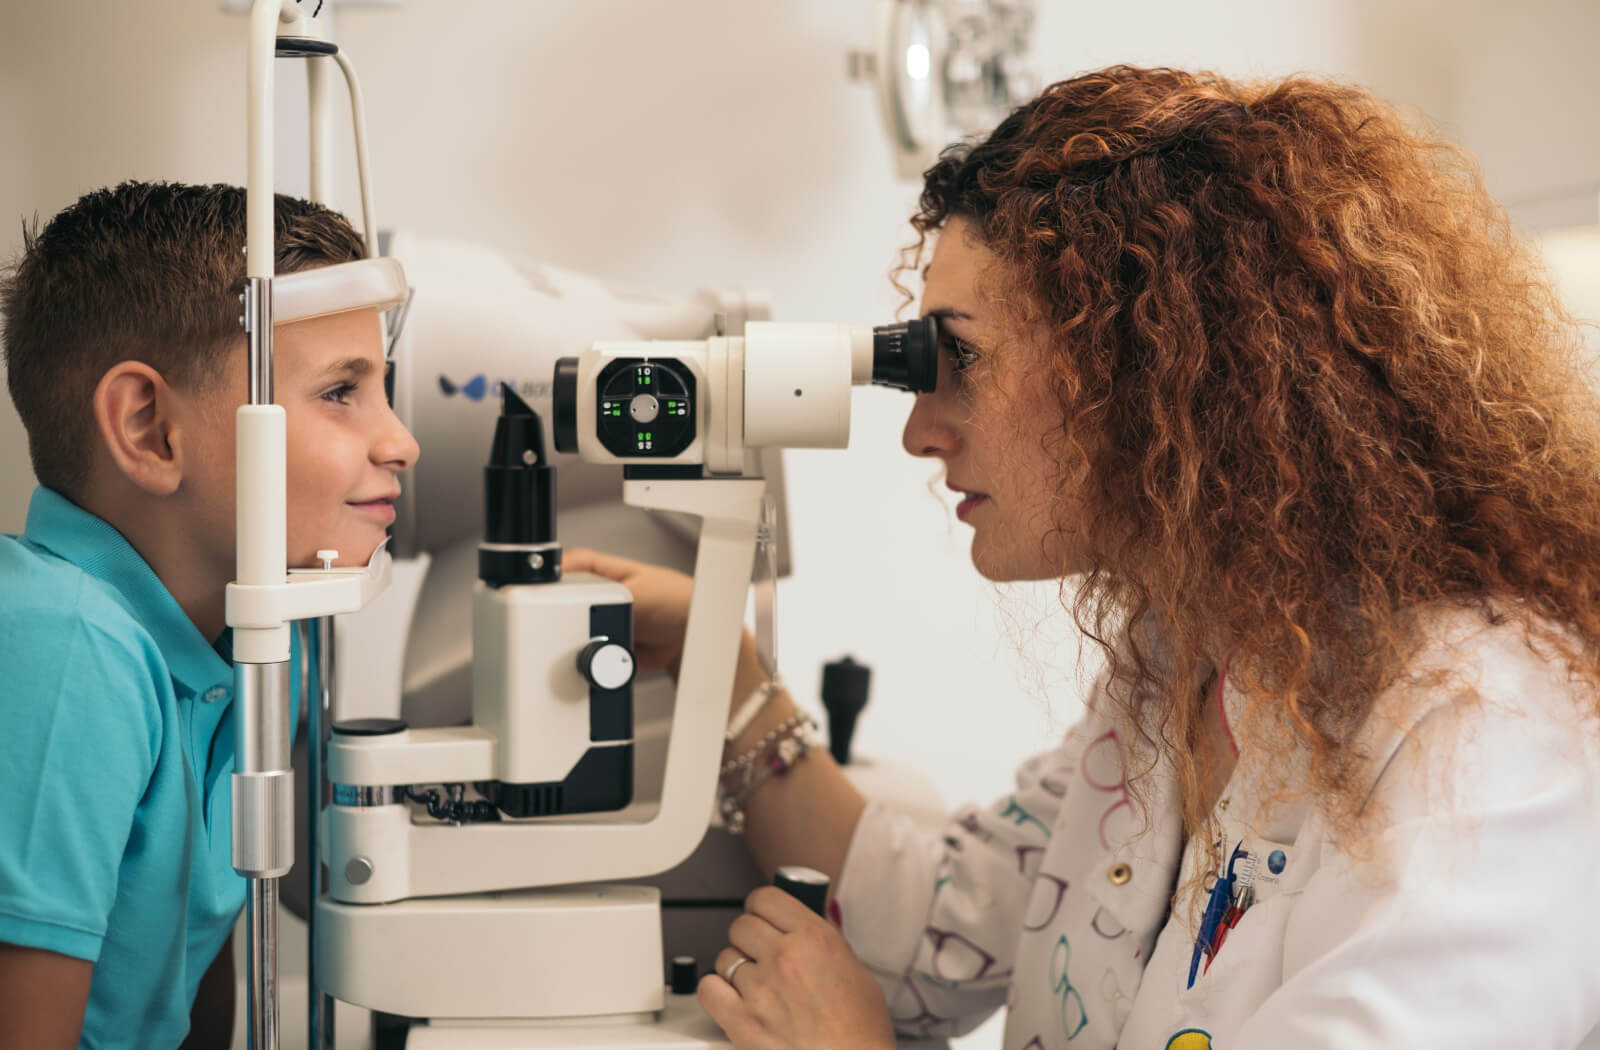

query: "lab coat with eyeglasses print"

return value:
[834, 605, 1600, 1050]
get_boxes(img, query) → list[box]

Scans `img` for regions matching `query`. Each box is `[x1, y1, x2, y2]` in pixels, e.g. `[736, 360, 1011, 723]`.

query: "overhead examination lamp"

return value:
[850, 0, 1040, 179]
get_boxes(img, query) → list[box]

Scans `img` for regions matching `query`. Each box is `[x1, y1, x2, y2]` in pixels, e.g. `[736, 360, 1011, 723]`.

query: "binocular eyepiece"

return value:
[551, 315, 941, 461]
[870, 317, 938, 395]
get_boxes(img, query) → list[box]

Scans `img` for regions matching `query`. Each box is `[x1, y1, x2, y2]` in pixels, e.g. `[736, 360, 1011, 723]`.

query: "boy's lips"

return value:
[348, 491, 399, 524]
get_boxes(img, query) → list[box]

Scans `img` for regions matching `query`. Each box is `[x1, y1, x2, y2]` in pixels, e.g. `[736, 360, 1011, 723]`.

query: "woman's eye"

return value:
[945, 336, 980, 374]
[321, 382, 358, 405]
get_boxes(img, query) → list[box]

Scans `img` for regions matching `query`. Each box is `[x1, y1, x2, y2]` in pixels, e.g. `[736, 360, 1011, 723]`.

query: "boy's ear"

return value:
[93, 361, 183, 496]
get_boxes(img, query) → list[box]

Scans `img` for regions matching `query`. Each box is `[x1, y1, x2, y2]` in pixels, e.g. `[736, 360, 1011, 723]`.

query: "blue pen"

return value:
[1187, 842, 1247, 989]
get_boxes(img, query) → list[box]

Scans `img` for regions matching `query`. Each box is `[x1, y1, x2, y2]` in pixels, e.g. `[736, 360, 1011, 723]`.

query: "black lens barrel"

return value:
[552, 357, 579, 454]
[870, 317, 938, 394]
[484, 385, 554, 547]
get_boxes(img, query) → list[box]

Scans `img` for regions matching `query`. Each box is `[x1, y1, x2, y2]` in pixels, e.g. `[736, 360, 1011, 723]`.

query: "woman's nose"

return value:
[902, 392, 959, 460]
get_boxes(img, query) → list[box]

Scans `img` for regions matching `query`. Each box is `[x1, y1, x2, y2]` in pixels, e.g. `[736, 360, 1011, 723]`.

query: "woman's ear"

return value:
[93, 361, 182, 496]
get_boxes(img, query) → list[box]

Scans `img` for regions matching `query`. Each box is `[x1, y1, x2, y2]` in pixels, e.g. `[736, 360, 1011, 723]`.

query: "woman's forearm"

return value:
[723, 634, 868, 886]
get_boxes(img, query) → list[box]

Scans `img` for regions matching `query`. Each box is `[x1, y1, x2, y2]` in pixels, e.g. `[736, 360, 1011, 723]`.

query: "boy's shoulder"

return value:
[0, 526, 164, 667]
[0, 494, 188, 759]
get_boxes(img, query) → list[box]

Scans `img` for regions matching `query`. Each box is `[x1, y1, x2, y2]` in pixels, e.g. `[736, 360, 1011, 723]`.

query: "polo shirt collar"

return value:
[23, 487, 231, 698]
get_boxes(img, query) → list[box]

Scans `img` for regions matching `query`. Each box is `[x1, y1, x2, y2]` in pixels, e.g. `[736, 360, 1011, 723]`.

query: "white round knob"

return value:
[578, 638, 635, 691]
[629, 393, 661, 424]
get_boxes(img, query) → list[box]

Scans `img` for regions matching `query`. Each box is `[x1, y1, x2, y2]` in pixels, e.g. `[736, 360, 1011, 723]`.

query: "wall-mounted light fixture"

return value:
[849, 0, 1038, 179]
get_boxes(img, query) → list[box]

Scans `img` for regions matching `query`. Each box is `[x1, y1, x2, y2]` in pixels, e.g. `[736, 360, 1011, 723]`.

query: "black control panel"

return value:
[595, 357, 697, 459]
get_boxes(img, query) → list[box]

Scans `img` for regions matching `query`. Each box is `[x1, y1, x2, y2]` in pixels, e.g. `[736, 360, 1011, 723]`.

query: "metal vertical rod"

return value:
[307, 55, 332, 206]
[246, 277, 274, 405]
[239, 6, 313, 1050]
[247, 879, 281, 1050]
[235, 659, 293, 1050]
[308, 617, 336, 1050]
[331, 50, 379, 260]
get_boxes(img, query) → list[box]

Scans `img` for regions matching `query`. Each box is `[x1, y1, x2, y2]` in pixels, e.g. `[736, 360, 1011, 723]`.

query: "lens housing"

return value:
[870, 317, 938, 394]
[552, 357, 579, 453]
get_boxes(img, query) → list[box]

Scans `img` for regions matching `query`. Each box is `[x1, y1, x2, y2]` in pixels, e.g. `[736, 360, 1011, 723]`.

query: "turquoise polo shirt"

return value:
[0, 487, 308, 1049]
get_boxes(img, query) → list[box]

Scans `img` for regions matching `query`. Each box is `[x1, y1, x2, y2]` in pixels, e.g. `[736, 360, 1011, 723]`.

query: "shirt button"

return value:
[1108, 862, 1133, 886]
[202, 686, 228, 704]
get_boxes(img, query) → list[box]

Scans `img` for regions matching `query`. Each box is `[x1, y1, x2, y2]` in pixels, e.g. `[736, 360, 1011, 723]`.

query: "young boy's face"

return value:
[187, 306, 420, 571]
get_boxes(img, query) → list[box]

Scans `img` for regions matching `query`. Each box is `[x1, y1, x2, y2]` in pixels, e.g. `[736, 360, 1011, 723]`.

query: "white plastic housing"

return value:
[323, 478, 765, 904]
[474, 572, 634, 783]
[273, 256, 407, 323]
[569, 323, 878, 469]
[316, 886, 664, 1019]
[236, 405, 286, 587]
[742, 321, 856, 449]
[233, 405, 290, 663]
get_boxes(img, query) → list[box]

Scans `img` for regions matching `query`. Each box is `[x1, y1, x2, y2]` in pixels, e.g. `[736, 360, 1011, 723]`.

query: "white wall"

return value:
[3, 3, 1596, 1045]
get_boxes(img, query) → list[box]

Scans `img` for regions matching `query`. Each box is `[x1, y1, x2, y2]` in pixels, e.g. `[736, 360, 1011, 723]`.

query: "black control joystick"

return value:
[820, 655, 871, 766]
[670, 955, 699, 995]
[774, 865, 830, 917]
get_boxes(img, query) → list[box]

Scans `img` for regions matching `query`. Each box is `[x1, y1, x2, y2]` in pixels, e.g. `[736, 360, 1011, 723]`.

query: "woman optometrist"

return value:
[566, 65, 1600, 1050]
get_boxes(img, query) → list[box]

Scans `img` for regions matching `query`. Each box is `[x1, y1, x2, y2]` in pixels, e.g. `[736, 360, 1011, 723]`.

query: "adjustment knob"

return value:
[629, 393, 660, 424]
[670, 955, 698, 995]
[578, 637, 635, 691]
[821, 655, 871, 765]
[774, 865, 830, 917]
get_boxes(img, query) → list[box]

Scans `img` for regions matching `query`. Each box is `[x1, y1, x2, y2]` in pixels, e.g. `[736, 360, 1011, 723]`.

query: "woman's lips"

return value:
[955, 493, 989, 522]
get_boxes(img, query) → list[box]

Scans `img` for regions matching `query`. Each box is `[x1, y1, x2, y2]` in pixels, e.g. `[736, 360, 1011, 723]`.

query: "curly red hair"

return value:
[903, 66, 1600, 841]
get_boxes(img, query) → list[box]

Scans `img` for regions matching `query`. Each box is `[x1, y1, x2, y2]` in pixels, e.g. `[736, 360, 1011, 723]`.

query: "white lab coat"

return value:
[835, 606, 1600, 1049]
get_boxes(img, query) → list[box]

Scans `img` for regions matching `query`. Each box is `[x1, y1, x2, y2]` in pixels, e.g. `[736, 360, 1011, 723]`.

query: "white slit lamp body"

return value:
[316, 319, 940, 1047]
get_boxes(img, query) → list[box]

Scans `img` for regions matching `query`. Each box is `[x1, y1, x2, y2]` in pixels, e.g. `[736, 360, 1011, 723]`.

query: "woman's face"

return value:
[901, 217, 1083, 582]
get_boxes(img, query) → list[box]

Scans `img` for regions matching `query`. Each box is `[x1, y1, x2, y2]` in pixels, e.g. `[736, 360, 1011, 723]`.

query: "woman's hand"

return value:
[564, 548, 695, 678]
[702, 887, 896, 1050]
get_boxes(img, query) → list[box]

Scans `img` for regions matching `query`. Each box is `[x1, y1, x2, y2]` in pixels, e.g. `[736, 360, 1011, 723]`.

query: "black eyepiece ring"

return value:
[870, 317, 938, 394]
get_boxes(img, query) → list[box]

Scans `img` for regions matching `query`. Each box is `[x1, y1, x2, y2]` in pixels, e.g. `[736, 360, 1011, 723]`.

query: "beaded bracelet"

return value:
[721, 710, 810, 779]
[717, 713, 823, 835]
[726, 674, 784, 742]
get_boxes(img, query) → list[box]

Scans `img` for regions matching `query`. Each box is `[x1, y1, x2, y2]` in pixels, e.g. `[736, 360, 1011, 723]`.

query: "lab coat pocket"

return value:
[1180, 885, 1301, 997]
[1179, 821, 1314, 999]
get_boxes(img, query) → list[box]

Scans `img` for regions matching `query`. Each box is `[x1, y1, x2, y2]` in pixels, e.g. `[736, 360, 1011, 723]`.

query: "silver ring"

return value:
[722, 954, 752, 985]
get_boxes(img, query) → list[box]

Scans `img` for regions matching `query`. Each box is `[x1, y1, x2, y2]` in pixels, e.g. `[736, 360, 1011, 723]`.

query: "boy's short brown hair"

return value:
[1, 181, 366, 496]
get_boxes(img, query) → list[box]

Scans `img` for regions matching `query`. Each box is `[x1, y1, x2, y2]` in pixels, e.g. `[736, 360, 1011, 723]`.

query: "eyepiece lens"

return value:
[552, 357, 579, 453]
[870, 317, 938, 394]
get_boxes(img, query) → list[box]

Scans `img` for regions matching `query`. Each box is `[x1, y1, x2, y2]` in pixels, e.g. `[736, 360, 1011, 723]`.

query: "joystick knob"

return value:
[821, 655, 871, 765]
[578, 637, 635, 691]
[774, 865, 831, 916]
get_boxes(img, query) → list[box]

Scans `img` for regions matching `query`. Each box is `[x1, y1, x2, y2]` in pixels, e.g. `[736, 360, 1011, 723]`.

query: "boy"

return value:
[0, 181, 419, 1048]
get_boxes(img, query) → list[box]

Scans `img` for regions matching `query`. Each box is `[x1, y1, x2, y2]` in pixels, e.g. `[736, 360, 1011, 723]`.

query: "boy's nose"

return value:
[373, 408, 420, 471]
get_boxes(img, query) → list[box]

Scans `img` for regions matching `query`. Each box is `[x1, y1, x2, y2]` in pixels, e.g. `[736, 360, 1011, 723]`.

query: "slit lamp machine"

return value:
[229, 3, 945, 1048]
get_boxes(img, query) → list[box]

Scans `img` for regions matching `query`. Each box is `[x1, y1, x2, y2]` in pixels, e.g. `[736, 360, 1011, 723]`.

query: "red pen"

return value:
[1202, 906, 1241, 974]
[1204, 873, 1256, 975]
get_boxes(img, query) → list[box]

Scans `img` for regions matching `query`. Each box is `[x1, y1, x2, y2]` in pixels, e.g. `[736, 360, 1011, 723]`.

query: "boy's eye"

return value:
[321, 381, 358, 405]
